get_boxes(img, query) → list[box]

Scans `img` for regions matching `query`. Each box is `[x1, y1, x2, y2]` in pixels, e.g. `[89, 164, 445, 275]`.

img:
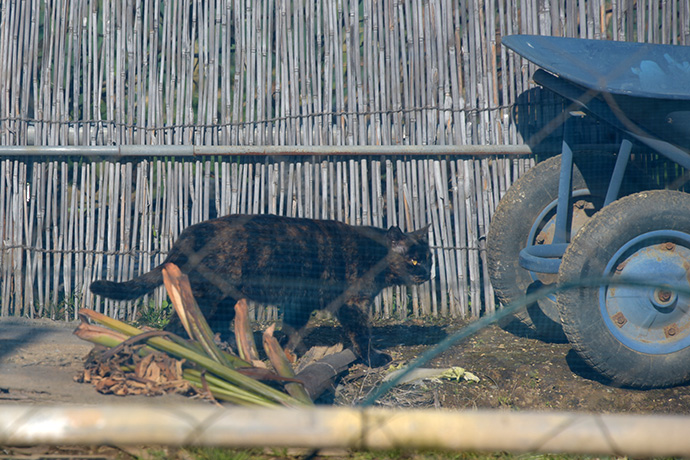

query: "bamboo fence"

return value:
[0, 153, 534, 321]
[2, 0, 687, 148]
[0, 0, 688, 320]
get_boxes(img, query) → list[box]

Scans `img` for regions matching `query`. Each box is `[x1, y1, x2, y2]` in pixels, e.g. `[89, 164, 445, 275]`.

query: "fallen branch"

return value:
[295, 349, 358, 400]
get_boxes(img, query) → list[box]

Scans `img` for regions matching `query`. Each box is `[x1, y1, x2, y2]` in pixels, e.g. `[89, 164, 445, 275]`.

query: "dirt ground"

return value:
[3, 314, 690, 414]
[366, 318, 690, 414]
[4, 314, 690, 460]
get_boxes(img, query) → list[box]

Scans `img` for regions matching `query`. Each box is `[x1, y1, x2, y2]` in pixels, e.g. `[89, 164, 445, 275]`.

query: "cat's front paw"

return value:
[362, 349, 392, 368]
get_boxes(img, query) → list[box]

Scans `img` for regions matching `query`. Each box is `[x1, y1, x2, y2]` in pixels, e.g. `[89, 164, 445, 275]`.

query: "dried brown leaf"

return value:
[234, 299, 260, 362]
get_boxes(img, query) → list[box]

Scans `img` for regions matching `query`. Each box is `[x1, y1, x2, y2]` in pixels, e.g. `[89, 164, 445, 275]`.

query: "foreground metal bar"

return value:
[0, 144, 532, 157]
[2, 405, 690, 457]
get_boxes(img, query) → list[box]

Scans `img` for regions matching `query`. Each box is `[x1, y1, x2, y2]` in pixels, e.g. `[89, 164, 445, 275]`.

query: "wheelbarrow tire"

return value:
[487, 155, 603, 342]
[558, 190, 690, 388]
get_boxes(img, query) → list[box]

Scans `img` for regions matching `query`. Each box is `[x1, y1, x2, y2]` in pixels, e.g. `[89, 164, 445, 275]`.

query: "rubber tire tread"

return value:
[487, 155, 591, 340]
[558, 190, 690, 388]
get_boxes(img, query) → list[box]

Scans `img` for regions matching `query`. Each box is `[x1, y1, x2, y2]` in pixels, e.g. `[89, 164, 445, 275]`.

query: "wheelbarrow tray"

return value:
[503, 35, 690, 155]
[502, 35, 690, 99]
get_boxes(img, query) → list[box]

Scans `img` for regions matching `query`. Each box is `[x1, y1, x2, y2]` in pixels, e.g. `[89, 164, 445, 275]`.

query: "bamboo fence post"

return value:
[74, 163, 85, 311]
[83, 163, 95, 310]
[33, 163, 42, 315]
[240, 162, 249, 216]
[295, 162, 303, 218]
[320, 160, 328, 220]
[24, 163, 38, 317]
[12, 161, 24, 316]
[423, 160, 442, 317]
[463, 160, 481, 317]
[450, 160, 468, 317]
[65, 163, 77, 318]
[1, 161, 7, 316]
[479, 158, 495, 314]
[49, 162, 59, 316]
[127, 163, 143, 319]
[360, 159, 370, 226]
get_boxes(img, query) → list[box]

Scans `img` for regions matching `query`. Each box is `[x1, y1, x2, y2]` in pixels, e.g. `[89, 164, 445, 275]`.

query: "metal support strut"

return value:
[518, 115, 633, 275]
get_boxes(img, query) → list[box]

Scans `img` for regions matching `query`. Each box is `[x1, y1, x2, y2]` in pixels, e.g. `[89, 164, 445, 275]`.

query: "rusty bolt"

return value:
[612, 312, 627, 328]
[664, 242, 676, 251]
[665, 324, 679, 338]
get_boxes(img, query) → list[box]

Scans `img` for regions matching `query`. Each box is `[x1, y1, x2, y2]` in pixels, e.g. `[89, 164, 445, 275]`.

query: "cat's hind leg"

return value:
[280, 306, 313, 358]
[204, 297, 238, 340]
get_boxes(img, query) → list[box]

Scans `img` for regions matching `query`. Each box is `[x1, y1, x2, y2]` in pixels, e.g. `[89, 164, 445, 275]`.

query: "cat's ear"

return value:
[387, 226, 406, 253]
[387, 226, 405, 240]
[411, 224, 431, 243]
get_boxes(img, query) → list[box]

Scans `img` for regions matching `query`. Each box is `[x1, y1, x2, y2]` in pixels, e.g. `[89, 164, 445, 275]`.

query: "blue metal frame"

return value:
[518, 115, 633, 274]
[509, 35, 690, 276]
[516, 71, 654, 275]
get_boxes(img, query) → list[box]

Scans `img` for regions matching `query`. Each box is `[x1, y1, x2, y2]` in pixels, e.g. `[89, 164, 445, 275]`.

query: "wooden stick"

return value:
[7, 405, 690, 458]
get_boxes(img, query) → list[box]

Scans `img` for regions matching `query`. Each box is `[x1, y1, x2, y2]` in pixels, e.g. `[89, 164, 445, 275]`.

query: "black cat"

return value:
[90, 214, 432, 366]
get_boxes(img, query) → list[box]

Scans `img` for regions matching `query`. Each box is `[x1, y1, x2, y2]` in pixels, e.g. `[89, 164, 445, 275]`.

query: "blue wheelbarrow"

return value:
[487, 35, 690, 388]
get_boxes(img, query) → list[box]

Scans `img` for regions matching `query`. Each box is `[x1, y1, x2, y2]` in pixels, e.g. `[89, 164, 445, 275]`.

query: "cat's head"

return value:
[385, 225, 433, 285]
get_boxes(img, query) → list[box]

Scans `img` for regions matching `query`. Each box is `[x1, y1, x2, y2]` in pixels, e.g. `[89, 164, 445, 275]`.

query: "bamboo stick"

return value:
[0, 161, 7, 316]
[12, 161, 23, 316]
[295, 162, 303, 218]
[451, 160, 469, 317]
[24, 162, 38, 317]
[464, 160, 481, 317]
[424, 160, 443, 317]
[65, 162, 78, 318]
[7, 405, 690, 458]
[50, 162, 59, 316]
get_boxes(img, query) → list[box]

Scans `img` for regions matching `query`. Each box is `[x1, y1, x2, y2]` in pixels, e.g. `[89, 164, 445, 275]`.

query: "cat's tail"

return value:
[90, 265, 164, 301]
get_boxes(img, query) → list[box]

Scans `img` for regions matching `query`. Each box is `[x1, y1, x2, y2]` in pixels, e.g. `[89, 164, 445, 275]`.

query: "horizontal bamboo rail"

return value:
[0, 145, 532, 157]
[3, 405, 690, 457]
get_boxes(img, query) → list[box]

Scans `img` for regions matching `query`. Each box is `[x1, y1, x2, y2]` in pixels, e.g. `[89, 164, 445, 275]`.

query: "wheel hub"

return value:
[650, 287, 677, 310]
[601, 231, 690, 354]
